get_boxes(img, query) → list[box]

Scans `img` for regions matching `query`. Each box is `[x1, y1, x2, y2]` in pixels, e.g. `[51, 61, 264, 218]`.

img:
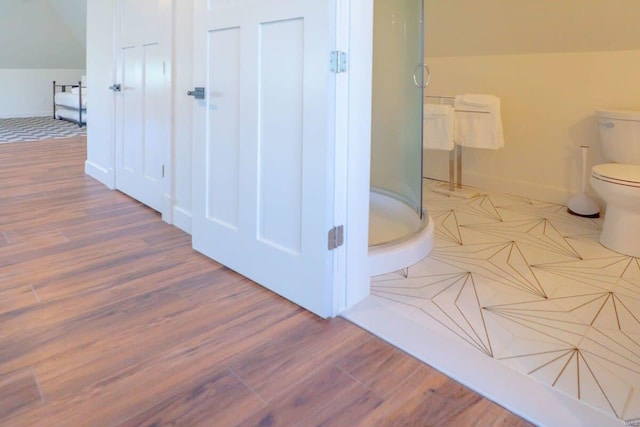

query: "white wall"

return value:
[85, 0, 115, 188]
[172, 0, 194, 233]
[0, 69, 85, 118]
[0, 0, 86, 118]
[423, 1, 640, 205]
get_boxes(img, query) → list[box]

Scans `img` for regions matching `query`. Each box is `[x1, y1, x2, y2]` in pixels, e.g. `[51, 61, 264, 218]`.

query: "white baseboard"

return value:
[0, 111, 51, 119]
[161, 194, 174, 224]
[84, 160, 115, 189]
[467, 171, 572, 205]
[172, 206, 192, 235]
[427, 171, 574, 206]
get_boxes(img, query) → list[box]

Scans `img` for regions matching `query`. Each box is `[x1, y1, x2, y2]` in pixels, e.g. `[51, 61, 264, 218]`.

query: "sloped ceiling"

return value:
[0, 0, 86, 68]
[47, 0, 87, 51]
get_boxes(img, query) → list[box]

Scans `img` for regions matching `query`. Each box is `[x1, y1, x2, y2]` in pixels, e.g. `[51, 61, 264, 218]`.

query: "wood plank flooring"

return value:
[0, 137, 533, 426]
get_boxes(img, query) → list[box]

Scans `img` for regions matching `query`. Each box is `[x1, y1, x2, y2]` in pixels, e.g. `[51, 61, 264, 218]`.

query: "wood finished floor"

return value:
[0, 137, 533, 427]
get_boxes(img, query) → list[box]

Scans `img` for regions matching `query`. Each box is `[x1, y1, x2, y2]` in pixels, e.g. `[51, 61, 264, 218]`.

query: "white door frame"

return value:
[333, 0, 374, 314]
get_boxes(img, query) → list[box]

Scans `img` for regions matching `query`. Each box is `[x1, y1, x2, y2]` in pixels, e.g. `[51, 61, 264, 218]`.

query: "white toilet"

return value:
[590, 108, 640, 257]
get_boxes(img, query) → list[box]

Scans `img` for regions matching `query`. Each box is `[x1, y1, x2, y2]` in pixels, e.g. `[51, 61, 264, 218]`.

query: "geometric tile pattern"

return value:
[0, 117, 86, 143]
[372, 179, 640, 423]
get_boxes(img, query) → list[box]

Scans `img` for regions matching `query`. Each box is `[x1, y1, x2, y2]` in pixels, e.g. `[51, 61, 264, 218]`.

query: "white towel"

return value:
[454, 94, 504, 149]
[423, 103, 455, 151]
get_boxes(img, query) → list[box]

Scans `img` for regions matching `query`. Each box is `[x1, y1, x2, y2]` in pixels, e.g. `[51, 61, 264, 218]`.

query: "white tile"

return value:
[407, 254, 468, 277]
[565, 235, 624, 260]
[471, 274, 542, 307]
[487, 312, 587, 350]
[620, 258, 640, 282]
[623, 387, 640, 422]
[578, 361, 623, 419]
[343, 295, 620, 427]
[355, 182, 639, 424]
[496, 338, 576, 372]
[580, 329, 640, 385]
[579, 350, 635, 419]
[533, 256, 629, 292]
[552, 351, 581, 399]
[372, 271, 470, 300]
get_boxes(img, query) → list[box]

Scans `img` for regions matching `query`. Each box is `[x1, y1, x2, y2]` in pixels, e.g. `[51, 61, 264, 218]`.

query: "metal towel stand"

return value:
[424, 95, 489, 198]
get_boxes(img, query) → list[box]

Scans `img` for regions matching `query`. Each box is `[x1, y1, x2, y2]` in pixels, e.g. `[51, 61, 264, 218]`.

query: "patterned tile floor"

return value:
[345, 179, 640, 426]
[0, 117, 86, 143]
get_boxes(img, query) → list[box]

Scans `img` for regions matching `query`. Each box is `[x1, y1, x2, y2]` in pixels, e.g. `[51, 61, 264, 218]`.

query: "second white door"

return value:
[114, 0, 171, 213]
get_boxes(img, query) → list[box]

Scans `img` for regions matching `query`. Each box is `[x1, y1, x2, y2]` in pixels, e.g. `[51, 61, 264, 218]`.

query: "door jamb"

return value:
[332, 0, 374, 315]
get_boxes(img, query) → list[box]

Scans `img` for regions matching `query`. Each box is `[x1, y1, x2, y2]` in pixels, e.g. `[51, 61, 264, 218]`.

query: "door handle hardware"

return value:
[109, 84, 122, 92]
[187, 87, 205, 100]
[413, 64, 431, 88]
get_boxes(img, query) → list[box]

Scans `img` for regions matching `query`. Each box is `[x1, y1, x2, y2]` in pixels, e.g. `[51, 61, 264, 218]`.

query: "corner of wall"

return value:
[172, 206, 192, 235]
[84, 160, 115, 189]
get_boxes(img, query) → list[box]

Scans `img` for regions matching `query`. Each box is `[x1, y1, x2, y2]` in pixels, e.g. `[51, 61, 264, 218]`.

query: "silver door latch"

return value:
[187, 87, 205, 100]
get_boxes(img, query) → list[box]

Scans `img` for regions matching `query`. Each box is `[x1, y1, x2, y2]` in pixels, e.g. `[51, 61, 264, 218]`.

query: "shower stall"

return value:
[368, 0, 433, 276]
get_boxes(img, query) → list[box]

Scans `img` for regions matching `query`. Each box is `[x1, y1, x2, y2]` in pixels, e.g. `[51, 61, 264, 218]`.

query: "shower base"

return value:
[368, 190, 433, 276]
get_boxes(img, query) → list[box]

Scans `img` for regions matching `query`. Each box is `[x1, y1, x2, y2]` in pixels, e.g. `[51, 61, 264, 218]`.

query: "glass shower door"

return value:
[371, 0, 425, 220]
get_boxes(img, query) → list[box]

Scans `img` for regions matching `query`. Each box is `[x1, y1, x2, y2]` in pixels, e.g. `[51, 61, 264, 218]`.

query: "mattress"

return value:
[55, 107, 87, 124]
[54, 92, 87, 109]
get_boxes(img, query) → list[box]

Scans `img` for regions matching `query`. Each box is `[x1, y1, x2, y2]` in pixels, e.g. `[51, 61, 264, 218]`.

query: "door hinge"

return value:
[328, 225, 344, 250]
[330, 51, 347, 73]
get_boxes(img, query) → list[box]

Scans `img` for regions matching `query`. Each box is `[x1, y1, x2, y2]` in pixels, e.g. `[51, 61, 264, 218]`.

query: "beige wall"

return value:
[426, 0, 640, 57]
[423, 1, 640, 204]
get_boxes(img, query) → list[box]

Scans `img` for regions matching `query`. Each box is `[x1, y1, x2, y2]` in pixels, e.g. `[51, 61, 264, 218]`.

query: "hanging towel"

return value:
[454, 94, 504, 149]
[423, 103, 455, 151]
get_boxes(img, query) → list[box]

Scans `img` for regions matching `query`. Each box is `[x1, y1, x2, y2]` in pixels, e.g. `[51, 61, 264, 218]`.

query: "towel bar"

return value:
[431, 144, 479, 199]
[424, 95, 482, 199]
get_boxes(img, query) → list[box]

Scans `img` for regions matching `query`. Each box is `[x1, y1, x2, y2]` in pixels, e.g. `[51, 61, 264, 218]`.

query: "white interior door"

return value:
[192, 0, 337, 317]
[114, 0, 171, 213]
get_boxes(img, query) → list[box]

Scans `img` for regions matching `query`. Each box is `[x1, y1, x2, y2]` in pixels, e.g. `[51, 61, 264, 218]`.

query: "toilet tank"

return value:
[596, 109, 640, 165]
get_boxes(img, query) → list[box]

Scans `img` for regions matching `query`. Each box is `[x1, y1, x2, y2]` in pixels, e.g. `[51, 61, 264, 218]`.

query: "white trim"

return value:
[343, 296, 619, 427]
[343, 0, 374, 310]
[162, 0, 176, 225]
[331, 0, 350, 316]
[161, 194, 174, 223]
[84, 160, 115, 189]
[1, 111, 51, 119]
[172, 206, 192, 234]
[459, 171, 575, 206]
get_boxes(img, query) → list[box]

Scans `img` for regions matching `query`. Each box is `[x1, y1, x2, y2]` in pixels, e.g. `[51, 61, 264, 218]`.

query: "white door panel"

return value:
[206, 27, 241, 230]
[193, 0, 336, 317]
[114, 0, 171, 213]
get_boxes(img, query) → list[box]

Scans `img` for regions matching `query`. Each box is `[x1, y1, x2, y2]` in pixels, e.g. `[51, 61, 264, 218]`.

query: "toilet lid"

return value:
[592, 163, 640, 187]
